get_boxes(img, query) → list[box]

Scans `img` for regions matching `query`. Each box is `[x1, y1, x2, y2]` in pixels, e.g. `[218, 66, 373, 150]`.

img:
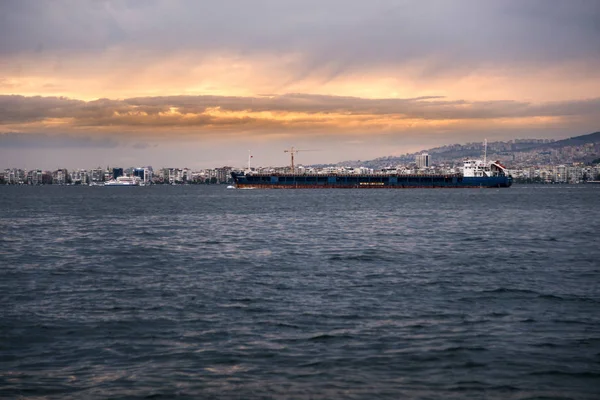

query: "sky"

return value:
[1, 0, 599, 169]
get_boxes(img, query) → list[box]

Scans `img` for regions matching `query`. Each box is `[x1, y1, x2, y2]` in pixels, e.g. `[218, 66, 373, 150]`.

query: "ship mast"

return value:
[484, 139, 487, 165]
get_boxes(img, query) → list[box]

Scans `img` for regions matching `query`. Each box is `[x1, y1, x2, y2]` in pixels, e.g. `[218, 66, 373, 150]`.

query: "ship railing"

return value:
[245, 172, 463, 178]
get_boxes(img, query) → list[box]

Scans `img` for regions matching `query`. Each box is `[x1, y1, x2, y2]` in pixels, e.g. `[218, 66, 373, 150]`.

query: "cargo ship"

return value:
[230, 159, 512, 189]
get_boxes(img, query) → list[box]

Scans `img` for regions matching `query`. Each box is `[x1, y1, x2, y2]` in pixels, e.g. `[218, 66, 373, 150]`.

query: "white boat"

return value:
[104, 176, 141, 186]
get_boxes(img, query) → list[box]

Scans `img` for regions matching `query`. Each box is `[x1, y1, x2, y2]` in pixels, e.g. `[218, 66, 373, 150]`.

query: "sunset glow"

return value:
[1, 0, 599, 168]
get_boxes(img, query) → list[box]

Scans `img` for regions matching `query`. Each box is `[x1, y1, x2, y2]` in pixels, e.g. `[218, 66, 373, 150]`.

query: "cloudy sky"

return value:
[1, 0, 599, 169]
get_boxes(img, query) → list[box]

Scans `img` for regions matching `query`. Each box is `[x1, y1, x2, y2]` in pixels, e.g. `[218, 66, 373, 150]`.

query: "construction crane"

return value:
[284, 147, 314, 173]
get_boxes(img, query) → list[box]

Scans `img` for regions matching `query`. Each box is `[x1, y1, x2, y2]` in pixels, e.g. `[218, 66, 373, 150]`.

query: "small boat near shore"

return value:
[104, 176, 141, 186]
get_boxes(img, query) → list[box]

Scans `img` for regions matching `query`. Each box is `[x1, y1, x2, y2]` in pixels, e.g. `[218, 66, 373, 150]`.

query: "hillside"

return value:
[548, 131, 600, 148]
[329, 131, 600, 168]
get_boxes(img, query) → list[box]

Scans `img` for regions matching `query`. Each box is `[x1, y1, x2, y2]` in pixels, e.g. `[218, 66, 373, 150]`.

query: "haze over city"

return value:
[1, 0, 599, 169]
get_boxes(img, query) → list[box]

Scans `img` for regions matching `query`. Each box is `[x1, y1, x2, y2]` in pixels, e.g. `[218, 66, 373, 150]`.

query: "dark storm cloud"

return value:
[0, 132, 119, 148]
[1, 94, 599, 130]
[0, 96, 127, 123]
[1, 0, 598, 76]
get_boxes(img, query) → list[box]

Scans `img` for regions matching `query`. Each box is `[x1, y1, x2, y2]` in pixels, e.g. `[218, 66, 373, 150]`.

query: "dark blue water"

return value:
[1, 185, 599, 399]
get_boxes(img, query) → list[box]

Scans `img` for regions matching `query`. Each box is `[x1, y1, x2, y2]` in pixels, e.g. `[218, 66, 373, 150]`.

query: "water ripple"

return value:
[1, 185, 599, 399]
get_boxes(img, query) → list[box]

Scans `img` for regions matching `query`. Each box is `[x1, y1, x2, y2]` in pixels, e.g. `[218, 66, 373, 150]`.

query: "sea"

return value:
[1, 185, 599, 399]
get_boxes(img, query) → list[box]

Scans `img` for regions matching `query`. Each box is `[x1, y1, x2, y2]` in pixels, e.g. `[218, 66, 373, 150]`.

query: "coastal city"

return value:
[3, 137, 600, 186]
[2, 2, 600, 398]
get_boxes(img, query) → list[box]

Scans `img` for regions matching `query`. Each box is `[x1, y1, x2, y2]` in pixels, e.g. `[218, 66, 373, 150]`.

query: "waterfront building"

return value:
[416, 153, 430, 169]
[42, 171, 53, 184]
[26, 170, 43, 185]
[144, 167, 153, 184]
[133, 167, 153, 184]
[183, 168, 193, 182]
[205, 169, 218, 182]
[112, 168, 124, 179]
[4, 168, 26, 184]
[133, 168, 145, 180]
[215, 167, 233, 183]
[167, 168, 182, 183]
[52, 169, 69, 185]
[567, 166, 582, 183]
[71, 169, 89, 185]
[157, 168, 168, 183]
[556, 165, 567, 183]
[90, 168, 104, 183]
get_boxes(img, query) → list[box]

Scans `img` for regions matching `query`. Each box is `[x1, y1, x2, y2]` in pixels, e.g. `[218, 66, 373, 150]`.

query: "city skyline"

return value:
[1, 0, 600, 168]
[1, 131, 598, 171]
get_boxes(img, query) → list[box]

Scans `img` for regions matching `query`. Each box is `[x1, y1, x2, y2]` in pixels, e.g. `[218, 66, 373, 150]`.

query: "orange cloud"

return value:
[2, 49, 600, 105]
[1, 94, 594, 143]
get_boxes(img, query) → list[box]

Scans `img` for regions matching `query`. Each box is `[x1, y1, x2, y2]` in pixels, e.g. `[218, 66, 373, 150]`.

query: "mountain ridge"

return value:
[324, 131, 600, 168]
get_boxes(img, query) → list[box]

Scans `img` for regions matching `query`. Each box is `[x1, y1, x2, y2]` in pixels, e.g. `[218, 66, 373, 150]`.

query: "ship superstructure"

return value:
[104, 176, 142, 186]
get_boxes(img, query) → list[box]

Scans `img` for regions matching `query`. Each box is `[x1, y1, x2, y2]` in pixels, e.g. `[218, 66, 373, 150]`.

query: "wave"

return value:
[528, 370, 600, 378]
[481, 288, 539, 295]
[308, 333, 354, 342]
[436, 345, 488, 353]
[327, 249, 397, 262]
